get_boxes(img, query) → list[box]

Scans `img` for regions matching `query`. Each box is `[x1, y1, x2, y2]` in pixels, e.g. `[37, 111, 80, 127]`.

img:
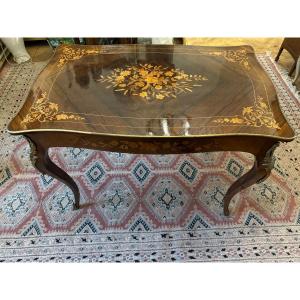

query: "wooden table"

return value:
[8, 44, 295, 216]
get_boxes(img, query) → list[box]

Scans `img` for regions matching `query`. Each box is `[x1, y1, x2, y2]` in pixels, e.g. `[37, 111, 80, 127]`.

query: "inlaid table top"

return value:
[7, 44, 296, 216]
[8, 44, 295, 140]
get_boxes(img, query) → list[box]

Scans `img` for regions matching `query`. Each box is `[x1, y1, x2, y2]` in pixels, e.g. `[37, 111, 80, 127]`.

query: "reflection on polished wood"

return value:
[8, 44, 295, 216]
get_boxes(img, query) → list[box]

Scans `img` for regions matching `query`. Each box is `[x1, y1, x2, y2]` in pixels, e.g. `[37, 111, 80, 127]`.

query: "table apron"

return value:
[24, 131, 280, 157]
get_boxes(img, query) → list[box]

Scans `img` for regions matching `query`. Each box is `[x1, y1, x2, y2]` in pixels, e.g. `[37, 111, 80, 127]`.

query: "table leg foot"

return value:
[73, 201, 80, 210]
[223, 143, 279, 216]
[26, 137, 81, 210]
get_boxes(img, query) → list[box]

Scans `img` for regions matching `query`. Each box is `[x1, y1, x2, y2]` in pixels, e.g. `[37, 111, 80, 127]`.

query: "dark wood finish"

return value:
[223, 143, 279, 215]
[25, 136, 80, 209]
[275, 38, 300, 76]
[8, 44, 295, 216]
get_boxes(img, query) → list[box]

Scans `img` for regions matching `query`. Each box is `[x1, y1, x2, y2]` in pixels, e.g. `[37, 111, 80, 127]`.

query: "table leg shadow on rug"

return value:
[0, 54, 299, 262]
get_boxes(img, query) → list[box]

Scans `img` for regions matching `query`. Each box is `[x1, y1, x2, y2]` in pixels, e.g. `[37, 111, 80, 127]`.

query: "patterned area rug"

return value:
[0, 54, 300, 262]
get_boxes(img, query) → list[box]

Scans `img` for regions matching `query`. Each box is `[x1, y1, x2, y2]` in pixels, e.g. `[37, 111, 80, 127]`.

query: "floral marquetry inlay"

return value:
[213, 96, 281, 129]
[21, 92, 84, 127]
[97, 64, 208, 101]
[57, 46, 102, 68]
[207, 49, 251, 70]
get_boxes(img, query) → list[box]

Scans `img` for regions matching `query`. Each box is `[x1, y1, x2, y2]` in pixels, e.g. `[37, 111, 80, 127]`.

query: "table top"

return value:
[8, 44, 295, 140]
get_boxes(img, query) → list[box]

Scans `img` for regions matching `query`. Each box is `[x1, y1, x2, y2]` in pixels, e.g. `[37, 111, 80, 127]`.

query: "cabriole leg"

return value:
[223, 143, 279, 216]
[25, 136, 80, 210]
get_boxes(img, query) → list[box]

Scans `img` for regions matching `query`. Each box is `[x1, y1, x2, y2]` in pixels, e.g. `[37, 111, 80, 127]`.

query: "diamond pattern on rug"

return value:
[79, 159, 109, 198]
[132, 161, 151, 183]
[75, 217, 100, 234]
[178, 160, 198, 183]
[43, 185, 81, 226]
[247, 178, 296, 220]
[226, 158, 244, 178]
[244, 212, 264, 226]
[0, 183, 38, 228]
[85, 162, 106, 186]
[128, 158, 155, 194]
[129, 216, 152, 232]
[40, 174, 54, 188]
[95, 178, 138, 226]
[21, 219, 44, 236]
[57, 147, 94, 170]
[196, 173, 233, 219]
[144, 176, 190, 224]
[186, 213, 211, 229]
